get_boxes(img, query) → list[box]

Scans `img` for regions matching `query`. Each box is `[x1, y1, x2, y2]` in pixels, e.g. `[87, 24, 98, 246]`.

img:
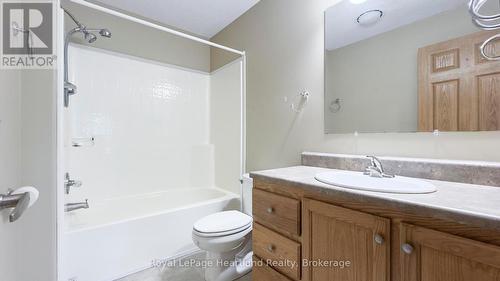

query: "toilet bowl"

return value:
[192, 175, 253, 281]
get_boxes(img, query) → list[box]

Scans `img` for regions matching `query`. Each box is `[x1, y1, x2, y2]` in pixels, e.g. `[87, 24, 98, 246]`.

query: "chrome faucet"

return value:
[65, 173, 82, 194]
[65, 199, 89, 212]
[364, 156, 394, 178]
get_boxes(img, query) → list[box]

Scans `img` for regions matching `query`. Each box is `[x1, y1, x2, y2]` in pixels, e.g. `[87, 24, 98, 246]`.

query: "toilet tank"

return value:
[242, 174, 253, 216]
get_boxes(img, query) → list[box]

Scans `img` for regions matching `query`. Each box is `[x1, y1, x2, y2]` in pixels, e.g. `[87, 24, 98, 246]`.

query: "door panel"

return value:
[418, 30, 500, 132]
[400, 223, 500, 281]
[433, 80, 459, 131]
[478, 73, 500, 130]
[431, 49, 460, 73]
[302, 199, 390, 281]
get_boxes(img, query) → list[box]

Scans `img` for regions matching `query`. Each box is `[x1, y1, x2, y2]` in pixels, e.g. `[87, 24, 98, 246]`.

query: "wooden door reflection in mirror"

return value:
[418, 30, 500, 132]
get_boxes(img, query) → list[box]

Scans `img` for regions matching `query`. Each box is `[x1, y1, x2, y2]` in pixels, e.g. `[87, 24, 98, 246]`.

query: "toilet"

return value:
[192, 175, 253, 281]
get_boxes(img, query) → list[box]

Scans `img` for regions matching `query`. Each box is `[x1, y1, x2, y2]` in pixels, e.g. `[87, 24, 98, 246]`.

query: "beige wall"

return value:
[63, 1, 211, 72]
[211, 0, 500, 171]
[326, 5, 479, 133]
[18, 70, 57, 281]
[0, 69, 21, 281]
[0, 69, 57, 281]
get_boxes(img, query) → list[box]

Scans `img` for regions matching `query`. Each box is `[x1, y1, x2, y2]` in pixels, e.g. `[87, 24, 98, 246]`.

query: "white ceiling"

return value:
[325, 0, 466, 51]
[91, 0, 260, 38]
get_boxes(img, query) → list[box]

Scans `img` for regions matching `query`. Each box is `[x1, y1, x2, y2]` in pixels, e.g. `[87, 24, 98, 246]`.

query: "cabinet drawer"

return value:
[253, 260, 293, 281]
[253, 188, 300, 236]
[253, 223, 301, 280]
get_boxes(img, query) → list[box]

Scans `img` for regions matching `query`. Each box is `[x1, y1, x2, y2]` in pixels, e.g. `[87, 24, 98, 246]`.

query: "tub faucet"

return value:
[65, 199, 89, 212]
[364, 156, 394, 178]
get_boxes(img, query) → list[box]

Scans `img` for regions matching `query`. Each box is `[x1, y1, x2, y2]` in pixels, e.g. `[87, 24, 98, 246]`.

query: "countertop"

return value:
[250, 166, 500, 230]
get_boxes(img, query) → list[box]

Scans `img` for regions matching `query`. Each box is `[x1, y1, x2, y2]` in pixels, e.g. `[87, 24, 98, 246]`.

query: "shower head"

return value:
[85, 32, 97, 43]
[63, 7, 113, 107]
[81, 28, 111, 43]
[99, 29, 112, 38]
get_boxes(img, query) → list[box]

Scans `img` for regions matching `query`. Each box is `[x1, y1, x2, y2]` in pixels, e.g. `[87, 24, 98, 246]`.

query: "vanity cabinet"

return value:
[253, 223, 301, 280]
[399, 223, 500, 281]
[252, 189, 302, 280]
[302, 199, 390, 281]
[252, 180, 500, 281]
[253, 189, 301, 237]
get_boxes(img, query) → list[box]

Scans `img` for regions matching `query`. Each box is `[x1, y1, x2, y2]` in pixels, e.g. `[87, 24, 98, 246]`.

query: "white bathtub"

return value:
[63, 188, 240, 281]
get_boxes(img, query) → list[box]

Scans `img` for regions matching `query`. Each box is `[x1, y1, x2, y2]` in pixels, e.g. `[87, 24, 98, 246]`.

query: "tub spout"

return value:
[65, 199, 89, 212]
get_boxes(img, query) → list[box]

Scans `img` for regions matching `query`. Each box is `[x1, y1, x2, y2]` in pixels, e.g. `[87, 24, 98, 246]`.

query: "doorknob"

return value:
[374, 234, 385, 245]
[402, 243, 414, 254]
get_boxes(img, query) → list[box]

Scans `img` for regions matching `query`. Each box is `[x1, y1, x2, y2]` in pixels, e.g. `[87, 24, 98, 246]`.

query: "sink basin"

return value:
[315, 171, 437, 194]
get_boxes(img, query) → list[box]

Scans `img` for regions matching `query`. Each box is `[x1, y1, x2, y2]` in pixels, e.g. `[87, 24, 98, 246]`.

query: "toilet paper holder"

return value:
[0, 187, 38, 222]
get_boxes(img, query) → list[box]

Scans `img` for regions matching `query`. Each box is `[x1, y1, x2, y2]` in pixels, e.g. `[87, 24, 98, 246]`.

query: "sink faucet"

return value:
[65, 199, 89, 212]
[364, 156, 394, 178]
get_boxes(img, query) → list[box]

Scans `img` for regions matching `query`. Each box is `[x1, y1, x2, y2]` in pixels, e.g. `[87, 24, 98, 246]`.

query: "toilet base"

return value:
[204, 239, 253, 281]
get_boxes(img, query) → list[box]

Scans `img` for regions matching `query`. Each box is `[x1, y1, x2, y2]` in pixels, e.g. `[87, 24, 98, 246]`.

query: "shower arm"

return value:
[64, 27, 81, 82]
[63, 7, 111, 107]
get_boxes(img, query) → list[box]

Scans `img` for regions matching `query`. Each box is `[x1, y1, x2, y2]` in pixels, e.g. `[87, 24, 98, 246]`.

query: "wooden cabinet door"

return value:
[418, 30, 500, 132]
[302, 199, 390, 281]
[400, 223, 500, 281]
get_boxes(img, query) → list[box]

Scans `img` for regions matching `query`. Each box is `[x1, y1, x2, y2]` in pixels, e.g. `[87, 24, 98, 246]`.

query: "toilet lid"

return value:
[193, 211, 252, 234]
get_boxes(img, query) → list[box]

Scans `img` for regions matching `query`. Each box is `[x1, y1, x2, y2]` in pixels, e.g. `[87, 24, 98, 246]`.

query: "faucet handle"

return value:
[367, 155, 380, 165]
[366, 156, 382, 170]
[65, 173, 83, 194]
[365, 156, 395, 178]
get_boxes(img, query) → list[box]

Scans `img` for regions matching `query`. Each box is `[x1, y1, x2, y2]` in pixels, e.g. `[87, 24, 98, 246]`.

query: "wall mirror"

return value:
[324, 0, 500, 133]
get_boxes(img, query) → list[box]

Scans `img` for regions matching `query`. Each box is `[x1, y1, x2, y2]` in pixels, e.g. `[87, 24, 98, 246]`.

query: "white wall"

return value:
[67, 45, 213, 202]
[210, 60, 242, 194]
[211, 0, 500, 171]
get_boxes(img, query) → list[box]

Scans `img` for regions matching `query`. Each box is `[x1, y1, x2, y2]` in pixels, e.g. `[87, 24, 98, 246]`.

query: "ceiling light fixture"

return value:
[357, 9, 383, 26]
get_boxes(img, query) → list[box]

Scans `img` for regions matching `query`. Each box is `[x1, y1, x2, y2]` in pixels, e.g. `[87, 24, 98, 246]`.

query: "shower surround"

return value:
[63, 44, 242, 281]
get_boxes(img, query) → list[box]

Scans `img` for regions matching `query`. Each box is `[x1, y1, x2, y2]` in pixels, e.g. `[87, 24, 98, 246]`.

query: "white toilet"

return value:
[192, 175, 253, 281]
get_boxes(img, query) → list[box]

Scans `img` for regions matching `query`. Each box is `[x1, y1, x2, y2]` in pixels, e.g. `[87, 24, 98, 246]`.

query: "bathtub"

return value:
[63, 187, 240, 281]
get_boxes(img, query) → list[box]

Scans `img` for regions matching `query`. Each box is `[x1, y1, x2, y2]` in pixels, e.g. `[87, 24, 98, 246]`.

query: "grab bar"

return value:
[0, 191, 30, 222]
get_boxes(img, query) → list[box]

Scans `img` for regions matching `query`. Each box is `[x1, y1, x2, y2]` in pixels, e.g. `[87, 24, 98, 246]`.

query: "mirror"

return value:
[324, 0, 500, 134]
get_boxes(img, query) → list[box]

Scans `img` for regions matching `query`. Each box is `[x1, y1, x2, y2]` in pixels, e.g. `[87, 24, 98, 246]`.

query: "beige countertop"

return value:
[250, 165, 500, 230]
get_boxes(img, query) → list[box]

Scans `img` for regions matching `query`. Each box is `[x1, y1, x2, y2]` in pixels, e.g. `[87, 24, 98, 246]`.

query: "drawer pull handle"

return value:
[267, 244, 275, 253]
[402, 243, 414, 255]
[267, 207, 274, 214]
[374, 234, 384, 245]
